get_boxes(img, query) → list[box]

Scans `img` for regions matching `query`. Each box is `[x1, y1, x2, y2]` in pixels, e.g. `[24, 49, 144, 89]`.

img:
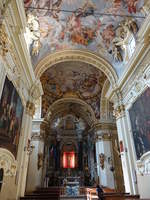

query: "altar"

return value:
[61, 177, 80, 196]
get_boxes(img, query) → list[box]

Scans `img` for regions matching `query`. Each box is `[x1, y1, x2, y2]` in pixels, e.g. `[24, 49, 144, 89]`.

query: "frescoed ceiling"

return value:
[24, 0, 146, 75]
[40, 61, 107, 119]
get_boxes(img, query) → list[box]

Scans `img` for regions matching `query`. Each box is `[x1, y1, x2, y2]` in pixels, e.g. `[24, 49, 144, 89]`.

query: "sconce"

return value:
[108, 156, 115, 172]
[24, 139, 35, 155]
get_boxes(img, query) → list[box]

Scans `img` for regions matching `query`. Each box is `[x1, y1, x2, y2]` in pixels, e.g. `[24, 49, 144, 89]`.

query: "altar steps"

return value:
[20, 187, 60, 200]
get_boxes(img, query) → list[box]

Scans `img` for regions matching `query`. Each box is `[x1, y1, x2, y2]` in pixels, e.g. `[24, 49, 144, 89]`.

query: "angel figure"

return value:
[112, 44, 123, 62]
[27, 13, 41, 55]
[50, 0, 63, 21]
[124, 17, 138, 34]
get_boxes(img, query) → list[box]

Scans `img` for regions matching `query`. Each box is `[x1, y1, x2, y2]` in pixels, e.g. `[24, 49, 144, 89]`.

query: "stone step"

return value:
[60, 195, 87, 200]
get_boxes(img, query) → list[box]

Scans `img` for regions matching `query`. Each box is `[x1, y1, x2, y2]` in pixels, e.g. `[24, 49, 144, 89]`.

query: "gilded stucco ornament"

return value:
[26, 101, 35, 117]
[30, 79, 43, 102]
[113, 104, 125, 119]
[124, 64, 150, 107]
[0, 0, 12, 17]
[0, 148, 17, 177]
[0, 24, 12, 57]
[136, 152, 150, 175]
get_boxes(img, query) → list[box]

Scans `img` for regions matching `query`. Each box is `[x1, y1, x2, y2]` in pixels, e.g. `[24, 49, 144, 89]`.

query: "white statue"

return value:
[27, 12, 41, 56]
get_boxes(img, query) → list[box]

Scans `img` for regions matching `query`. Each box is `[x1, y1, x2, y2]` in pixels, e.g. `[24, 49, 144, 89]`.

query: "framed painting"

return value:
[0, 77, 24, 157]
[129, 88, 150, 160]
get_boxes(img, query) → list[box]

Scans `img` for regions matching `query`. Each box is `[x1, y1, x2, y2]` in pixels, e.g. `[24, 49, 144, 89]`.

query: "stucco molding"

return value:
[34, 50, 118, 88]
[123, 64, 150, 109]
[0, 148, 17, 177]
[137, 151, 150, 175]
[45, 97, 97, 126]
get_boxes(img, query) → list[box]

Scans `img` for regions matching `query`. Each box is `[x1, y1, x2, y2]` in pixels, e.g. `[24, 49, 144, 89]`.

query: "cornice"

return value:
[108, 15, 150, 102]
[96, 132, 112, 141]
[90, 121, 117, 132]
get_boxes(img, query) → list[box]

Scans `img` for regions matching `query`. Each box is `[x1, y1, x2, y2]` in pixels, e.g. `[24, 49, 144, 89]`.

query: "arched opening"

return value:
[32, 57, 123, 190]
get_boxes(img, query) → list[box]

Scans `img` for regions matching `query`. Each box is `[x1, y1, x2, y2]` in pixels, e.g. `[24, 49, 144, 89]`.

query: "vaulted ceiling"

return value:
[24, 0, 146, 75]
[40, 61, 106, 119]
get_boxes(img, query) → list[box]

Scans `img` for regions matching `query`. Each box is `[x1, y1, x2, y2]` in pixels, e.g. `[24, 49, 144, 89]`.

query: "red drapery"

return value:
[63, 152, 75, 168]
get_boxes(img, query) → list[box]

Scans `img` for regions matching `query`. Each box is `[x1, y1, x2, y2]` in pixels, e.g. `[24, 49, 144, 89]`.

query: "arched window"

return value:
[0, 168, 4, 192]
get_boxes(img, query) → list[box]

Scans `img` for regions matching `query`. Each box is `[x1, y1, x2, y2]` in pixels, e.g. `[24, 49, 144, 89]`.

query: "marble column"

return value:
[96, 132, 115, 189]
[114, 105, 138, 194]
[26, 119, 44, 192]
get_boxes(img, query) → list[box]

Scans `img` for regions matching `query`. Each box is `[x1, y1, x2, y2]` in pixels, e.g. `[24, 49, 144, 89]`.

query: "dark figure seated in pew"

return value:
[96, 185, 104, 200]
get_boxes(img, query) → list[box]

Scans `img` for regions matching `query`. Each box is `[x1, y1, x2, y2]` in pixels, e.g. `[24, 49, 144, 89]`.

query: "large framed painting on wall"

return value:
[129, 88, 150, 160]
[0, 77, 24, 157]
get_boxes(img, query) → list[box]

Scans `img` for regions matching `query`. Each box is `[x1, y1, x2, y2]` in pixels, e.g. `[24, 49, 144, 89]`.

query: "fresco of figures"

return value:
[129, 88, 150, 160]
[0, 77, 24, 157]
[41, 62, 106, 118]
[24, 0, 146, 72]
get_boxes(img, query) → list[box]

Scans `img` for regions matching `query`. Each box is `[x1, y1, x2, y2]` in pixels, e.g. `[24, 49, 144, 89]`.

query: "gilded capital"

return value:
[113, 104, 125, 119]
[96, 133, 112, 141]
[26, 101, 35, 117]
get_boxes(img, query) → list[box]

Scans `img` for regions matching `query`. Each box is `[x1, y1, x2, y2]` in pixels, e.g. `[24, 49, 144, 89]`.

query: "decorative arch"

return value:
[100, 79, 111, 120]
[35, 50, 118, 87]
[0, 148, 17, 177]
[45, 97, 97, 126]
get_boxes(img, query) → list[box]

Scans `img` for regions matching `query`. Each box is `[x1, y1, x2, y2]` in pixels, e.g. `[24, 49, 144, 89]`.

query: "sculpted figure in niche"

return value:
[111, 17, 138, 62]
[27, 12, 41, 56]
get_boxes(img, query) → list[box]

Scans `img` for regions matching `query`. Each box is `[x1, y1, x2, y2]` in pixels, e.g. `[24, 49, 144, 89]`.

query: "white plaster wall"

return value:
[116, 117, 133, 193]
[103, 141, 115, 189]
[26, 139, 44, 192]
[96, 140, 115, 189]
[137, 174, 150, 199]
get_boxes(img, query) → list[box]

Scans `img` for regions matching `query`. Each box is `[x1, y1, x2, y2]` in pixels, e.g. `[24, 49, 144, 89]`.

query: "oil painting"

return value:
[129, 87, 150, 160]
[0, 77, 24, 157]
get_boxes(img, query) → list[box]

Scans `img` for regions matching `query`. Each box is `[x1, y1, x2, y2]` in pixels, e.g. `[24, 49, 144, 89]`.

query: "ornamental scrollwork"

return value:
[113, 104, 125, 119]
[0, 148, 17, 177]
[26, 101, 35, 117]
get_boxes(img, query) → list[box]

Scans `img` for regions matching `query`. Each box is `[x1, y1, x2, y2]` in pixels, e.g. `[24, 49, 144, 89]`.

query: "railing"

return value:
[60, 186, 98, 199]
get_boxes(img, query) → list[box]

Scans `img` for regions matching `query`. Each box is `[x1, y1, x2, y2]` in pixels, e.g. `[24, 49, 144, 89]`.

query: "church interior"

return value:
[0, 0, 150, 199]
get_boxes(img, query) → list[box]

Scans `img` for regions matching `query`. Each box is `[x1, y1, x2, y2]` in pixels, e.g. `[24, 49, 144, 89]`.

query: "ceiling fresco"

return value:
[24, 0, 146, 75]
[40, 61, 106, 119]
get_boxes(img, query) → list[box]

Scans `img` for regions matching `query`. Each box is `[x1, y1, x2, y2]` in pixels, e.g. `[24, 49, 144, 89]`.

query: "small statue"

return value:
[99, 153, 105, 170]
[111, 44, 123, 62]
[27, 12, 41, 56]
[37, 153, 43, 170]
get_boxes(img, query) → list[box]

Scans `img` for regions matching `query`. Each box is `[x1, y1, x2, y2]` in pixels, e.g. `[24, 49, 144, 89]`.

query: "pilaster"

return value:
[113, 104, 138, 194]
[16, 101, 35, 198]
[26, 119, 44, 192]
[94, 123, 115, 189]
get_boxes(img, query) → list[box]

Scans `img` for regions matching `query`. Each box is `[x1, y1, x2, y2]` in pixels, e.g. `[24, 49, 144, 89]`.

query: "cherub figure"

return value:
[126, 0, 138, 13]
